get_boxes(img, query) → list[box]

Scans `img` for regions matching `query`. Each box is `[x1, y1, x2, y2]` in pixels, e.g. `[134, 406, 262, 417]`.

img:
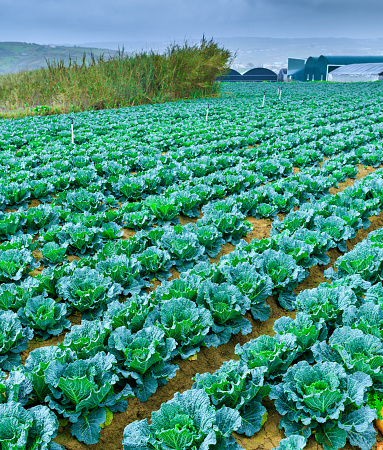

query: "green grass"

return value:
[0, 38, 231, 119]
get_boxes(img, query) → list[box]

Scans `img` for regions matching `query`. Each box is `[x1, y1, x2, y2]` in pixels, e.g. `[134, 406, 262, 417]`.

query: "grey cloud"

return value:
[0, 0, 382, 44]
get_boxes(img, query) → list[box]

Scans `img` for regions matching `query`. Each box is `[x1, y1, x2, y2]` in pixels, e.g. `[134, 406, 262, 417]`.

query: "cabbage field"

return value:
[1, 82, 383, 450]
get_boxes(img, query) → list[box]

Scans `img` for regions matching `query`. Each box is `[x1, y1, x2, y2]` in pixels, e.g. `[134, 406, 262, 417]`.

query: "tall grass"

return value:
[0, 38, 232, 119]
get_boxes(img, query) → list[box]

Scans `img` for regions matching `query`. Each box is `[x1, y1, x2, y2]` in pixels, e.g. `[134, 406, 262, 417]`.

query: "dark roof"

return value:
[243, 67, 277, 76]
[226, 69, 241, 76]
[318, 55, 383, 65]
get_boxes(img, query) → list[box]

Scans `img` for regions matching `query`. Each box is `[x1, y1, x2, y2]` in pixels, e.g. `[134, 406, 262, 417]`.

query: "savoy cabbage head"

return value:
[108, 325, 178, 402]
[219, 261, 272, 321]
[312, 326, 383, 384]
[0, 310, 33, 371]
[235, 334, 297, 380]
[18, 296, 70, 340]
[122, 389, 243, 450]
[193, 360, 269, 437]
[196, 281, 251, 347]
[270, 361, 376, 450]
[0, 402, 62, 450]
[45, 352, 133, 445]
[57, 267, 122, 318]
[157, 298, 213, 359]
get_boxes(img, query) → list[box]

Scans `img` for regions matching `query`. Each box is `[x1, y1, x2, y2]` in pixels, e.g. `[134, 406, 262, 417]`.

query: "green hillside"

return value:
[0, 42, 115, 74]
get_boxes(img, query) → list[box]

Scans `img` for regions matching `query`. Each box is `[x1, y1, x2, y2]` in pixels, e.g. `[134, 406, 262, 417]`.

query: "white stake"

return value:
[70, 117, 74, 145]
[279, 88, 282, 101]
[205, 104, 210, 122]
[261, 92, 265, 108]
[277, 87, 280, 96]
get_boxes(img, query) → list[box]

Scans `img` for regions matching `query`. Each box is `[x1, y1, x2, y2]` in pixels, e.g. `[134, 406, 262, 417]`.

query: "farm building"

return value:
[242, 67, 277, 82]
[216, 69, 243, 82]
[287, 55, 383, 81]
[316, 55, 383, 80]
[286, 58, 306, 81]
[328, 63, 383, 82]
[278, 68, 287, 82]
[304, 56, 319, 81]
[217, 67, 277, 82]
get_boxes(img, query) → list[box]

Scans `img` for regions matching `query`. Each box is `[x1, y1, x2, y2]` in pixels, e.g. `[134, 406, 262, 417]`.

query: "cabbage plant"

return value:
[124, 209, 154, 230]
[0, 212, 23, 239]
[253, 249, 308, 310]
[56, 223, 103, 256]
[235, 334, 297, 380]
[273, 312, 327, 362]
[122, 389, 243, 450]
[100, 221, 123, 240]
[157, 298, 213, 359]
[59, 188, 106, 213]
[108, 326, 178, 402]
[270, 361, 376, 450]
[41, 242, 68, 267]
[326, 241, 383, 284]
[194, 224, 225, 258]
[45, 352, 133, 445]
[136, 247, 172, 281]
[0, 248, 37, 282]
[196, 281, 251, 346]
[96, 255, 145, 295]
[0, 310, 33, 371]
[193, 360, 269, 436]
[220, 262, 273, 321]
[0, 281, 36, 312]
[61, 320, 110, 359]
[102, 296, 156, 333]
[144, 195, 180, 224]
[0, 402, 62, 450]
[57, 267, 122, 318]
[159, 230, 207, 271]
[24, 346, 75, 403]
[22, 204, 60, 234]
[294, 283, 358, 331]
[312, 326, 383, 384]
[18, 296, 70, 340]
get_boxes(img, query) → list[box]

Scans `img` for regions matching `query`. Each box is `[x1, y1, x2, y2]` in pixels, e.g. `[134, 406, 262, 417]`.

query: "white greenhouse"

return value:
[328, 63, 383, 82]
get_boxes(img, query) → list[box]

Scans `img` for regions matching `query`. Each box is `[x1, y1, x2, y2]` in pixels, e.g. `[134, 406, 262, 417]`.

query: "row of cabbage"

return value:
[121, 202, 383, 450]
[1, 145, 382, 350]
[1, 83, 380, 157]
[1, 83, 383, 449]
[3, 160, 383, 447]
[0, 106, 382, 217]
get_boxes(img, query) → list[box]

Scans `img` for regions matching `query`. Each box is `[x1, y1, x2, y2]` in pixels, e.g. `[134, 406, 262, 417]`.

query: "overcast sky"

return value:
[0, 0, 382, 45]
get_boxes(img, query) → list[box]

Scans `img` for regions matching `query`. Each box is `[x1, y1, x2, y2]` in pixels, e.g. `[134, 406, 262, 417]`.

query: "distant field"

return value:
[0, 41, 114, 73]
